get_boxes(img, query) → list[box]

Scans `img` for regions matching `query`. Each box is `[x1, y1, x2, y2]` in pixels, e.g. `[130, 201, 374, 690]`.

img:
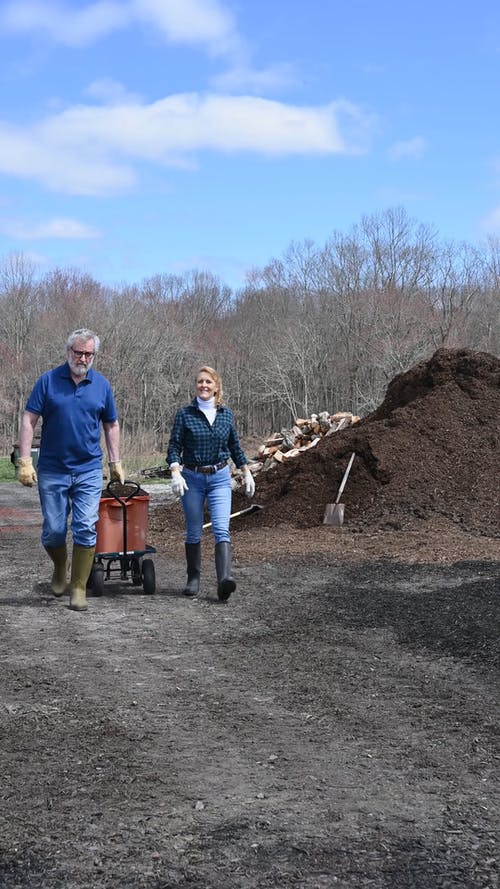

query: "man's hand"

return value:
[18, 457, 37, 486]
[109, 461, 125, 484]
[171, 469, 188, 497]
[242, 466, 255, 498]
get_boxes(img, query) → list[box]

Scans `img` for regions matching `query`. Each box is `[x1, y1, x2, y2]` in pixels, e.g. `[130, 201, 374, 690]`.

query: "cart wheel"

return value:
[131, 557, 142, 585]
[90, 564, 105, 597]
[142, 559, 156, 594]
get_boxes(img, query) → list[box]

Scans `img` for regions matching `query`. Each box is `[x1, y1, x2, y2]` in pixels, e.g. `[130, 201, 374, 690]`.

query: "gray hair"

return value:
[66, 328, 100, 353]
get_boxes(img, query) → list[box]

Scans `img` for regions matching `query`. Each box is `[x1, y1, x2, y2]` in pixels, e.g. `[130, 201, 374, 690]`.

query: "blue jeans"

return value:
[37, 468, 103, 548]
[182, 465, 232, 544]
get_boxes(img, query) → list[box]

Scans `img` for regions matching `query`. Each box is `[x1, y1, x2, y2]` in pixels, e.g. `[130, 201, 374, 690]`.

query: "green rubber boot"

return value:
[69, 545, 96, 612]
[45, 544, 68, 597]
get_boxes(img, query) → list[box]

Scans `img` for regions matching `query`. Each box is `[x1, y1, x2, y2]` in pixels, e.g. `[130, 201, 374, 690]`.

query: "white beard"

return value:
[68, 358, 91, 376]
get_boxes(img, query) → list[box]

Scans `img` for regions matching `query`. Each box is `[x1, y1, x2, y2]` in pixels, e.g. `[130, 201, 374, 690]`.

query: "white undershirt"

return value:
[197, 395, 216, 425]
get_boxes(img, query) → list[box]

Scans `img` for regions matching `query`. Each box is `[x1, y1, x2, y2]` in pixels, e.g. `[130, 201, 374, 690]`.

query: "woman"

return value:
[167, 366, 255, 601]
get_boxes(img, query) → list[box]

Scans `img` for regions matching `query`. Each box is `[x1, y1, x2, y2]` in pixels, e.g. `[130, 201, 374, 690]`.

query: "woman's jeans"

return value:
[182, 465, 232, 544]
[37, 468, 103, 548]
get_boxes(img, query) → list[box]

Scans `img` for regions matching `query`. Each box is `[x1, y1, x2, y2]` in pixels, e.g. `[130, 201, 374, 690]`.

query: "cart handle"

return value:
[106, 479, 141, 506]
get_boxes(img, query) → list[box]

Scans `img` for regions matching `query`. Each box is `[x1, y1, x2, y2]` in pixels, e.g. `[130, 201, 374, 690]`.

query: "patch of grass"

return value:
[135, 474, 170, 485]
[123, 455, 170, 484]
[0, 457, 16, 482]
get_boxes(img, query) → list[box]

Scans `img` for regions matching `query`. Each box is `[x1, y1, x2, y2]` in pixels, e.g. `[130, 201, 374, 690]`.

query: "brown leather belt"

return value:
[184, 461, 227, 474]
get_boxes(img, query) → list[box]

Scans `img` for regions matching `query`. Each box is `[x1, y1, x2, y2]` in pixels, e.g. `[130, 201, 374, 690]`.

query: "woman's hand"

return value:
[243, 466, 255, 498]
[171, 469, 189, 497]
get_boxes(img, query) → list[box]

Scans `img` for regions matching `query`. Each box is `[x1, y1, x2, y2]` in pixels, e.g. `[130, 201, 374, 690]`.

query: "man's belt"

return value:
[183, 461, 227, 474]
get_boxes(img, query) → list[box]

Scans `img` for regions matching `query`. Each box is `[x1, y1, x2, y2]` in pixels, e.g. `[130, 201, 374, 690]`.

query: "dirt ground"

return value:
[0, 347, 499, 889]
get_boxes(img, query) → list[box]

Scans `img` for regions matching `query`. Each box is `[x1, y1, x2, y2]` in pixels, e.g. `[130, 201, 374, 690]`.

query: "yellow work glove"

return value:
[18, 456, 37, 486]
[109, 461, 125, 483]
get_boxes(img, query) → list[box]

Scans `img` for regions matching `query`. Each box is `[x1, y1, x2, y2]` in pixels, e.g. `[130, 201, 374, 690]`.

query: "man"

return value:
[17, 328, 124, 612]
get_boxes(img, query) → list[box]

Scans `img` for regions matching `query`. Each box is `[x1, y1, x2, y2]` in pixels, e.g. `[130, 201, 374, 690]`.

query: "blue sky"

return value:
[1, 0, 499, 290]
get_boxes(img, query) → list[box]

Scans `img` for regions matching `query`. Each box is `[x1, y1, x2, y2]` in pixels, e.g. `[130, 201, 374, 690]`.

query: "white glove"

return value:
[171, 468, 188, 497]
[243, 466, 255, 498]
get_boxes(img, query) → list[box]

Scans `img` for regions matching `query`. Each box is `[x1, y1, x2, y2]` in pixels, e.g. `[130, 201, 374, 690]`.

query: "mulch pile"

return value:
[234, 347, 500, 536]
[150, 348, 500, 540]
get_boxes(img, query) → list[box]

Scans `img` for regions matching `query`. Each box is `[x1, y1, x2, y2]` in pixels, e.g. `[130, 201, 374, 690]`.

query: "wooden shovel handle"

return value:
[335, 452, 356, 504]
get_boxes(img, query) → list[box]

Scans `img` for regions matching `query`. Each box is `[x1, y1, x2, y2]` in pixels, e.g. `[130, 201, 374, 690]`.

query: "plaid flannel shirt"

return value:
[167, 399, 247, 469]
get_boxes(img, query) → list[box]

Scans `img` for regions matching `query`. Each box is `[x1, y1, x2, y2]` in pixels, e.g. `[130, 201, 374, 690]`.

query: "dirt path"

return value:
[0, 483, 499, 888]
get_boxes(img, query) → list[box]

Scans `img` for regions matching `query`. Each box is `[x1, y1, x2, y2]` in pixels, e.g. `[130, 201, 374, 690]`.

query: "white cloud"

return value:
[0, 121, 136, 195]
[211, 62, 298, 94]
[1, 217, 101, 239]
[0, 0, 310, 96]
[0, 1, 132, 47]
[134, 0, 238, 55]
[0, 0, 238, 52]
[84, 79, 143, 105]
[120, 94, 351, 155]
[388, 137, 427, 161]
[0, 92, 375, 195]
[0, 0, 279, 92]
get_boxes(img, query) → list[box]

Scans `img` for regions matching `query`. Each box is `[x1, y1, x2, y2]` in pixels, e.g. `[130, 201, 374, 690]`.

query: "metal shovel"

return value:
[203, 503, 263, 529]
[323, 452, 356, 526]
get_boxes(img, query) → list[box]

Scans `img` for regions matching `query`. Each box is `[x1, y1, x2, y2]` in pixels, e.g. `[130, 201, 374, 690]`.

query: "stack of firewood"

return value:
[139, 410, 360, 486]
[248, 411, 361, 473]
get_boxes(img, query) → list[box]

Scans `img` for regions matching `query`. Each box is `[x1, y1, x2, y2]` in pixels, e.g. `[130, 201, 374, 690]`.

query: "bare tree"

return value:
[0, 213, 498, 458]
[469, 237, 500, 354]
[428, 241, 484, 348]
[0, 253, 42, 446]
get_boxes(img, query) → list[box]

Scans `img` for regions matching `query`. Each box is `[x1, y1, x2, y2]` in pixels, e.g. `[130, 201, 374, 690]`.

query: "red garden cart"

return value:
[88, 480, 156, 596]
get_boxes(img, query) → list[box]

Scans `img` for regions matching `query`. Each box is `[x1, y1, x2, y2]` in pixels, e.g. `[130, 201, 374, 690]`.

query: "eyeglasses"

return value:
[70, 347, 95, 360]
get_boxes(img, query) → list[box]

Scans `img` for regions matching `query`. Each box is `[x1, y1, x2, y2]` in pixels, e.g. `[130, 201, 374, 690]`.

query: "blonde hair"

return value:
[196, 366, 223, 406]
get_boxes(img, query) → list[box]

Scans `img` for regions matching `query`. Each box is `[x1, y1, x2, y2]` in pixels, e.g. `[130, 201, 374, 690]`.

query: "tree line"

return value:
[1, 207, 498, 458]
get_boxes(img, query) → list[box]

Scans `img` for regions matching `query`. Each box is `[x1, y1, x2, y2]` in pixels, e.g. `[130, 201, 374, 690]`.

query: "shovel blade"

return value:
[323, 502, 345, 526]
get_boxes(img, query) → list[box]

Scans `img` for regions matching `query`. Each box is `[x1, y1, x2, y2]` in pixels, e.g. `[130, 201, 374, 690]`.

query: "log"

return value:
[281, 429, 297, 449]
[335, 417, 352, 431]
[281, 448, 300, 460]
[324, 424, 339, 436]
[256, 406, 359, 466]
[298, 437, 320, 452]
[260, 445, 280, 456]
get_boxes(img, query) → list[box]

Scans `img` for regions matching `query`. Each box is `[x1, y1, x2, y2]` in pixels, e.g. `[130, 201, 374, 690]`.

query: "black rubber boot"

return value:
[183, 543, 201, 596]
[215, 541, 236, 602]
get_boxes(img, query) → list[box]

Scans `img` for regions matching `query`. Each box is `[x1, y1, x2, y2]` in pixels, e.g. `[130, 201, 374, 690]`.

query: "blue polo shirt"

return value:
[26, 362, 118, 473]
